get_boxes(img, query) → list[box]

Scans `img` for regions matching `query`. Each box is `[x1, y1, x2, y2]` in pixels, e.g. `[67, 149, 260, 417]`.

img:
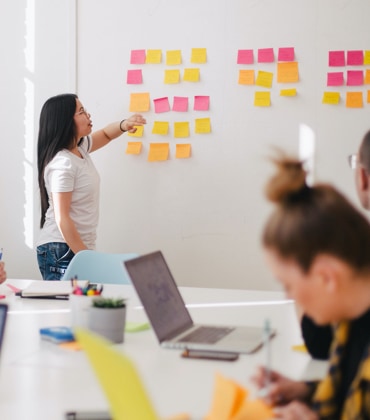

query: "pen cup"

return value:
[70, 294, 94, 329]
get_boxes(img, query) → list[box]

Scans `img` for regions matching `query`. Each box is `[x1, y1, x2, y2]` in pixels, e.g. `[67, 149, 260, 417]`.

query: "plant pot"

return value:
[88, 306, 126, 344]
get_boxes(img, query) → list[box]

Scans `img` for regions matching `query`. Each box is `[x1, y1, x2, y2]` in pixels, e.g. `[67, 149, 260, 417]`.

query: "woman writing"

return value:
[36, 93, 146, 280]
[253, 152, 370, 419]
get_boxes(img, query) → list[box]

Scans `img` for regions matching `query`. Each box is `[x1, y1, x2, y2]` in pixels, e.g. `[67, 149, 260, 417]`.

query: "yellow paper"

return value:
[232, 399, 274, 420]
[128, 125, 144, 137]
[292, 343, 308, 353]
[174, 122, 190, 138]
[195, 118, 211, 134]
[238, 70, 254, 85]
[152, 121, 169, 135]
[75, 328, 159, 420]
[254, 92, 271, 107]
[176, 144, 191, 158]
[364, 50, 370, 65]
[125, 142, 142, 155]
[166, 50, 182, 65]
[322, 92, 340, 105]
[183, 68, 200, 82]
[191, 48, 207, 63]
[346, 91, 363, 108]
[146, 49, 162, 64]
[280, 88, 297, 96]
[256, 71, 273, 88]
[277, 62, 299, 83]
[148, 143, 169, 162]
[129, 92, 150, 112]
[164, 69, 181, 84]
[365, 70, 370, 84]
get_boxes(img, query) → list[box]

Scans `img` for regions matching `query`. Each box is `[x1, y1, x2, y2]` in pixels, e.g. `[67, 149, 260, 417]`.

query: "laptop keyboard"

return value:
[178, 326, 235, 344]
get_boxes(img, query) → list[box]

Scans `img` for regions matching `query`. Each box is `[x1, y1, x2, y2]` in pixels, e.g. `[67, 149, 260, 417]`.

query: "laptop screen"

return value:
[124, 251, 194, 342]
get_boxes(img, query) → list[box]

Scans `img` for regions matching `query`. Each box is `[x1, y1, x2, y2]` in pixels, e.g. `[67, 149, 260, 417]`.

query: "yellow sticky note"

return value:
[277, 62, 299, 83]
[128, 125, 144, 137]
[129, 92, 150, 112]
[174, 122, 190, 138]
[254, 91, 271, 107]
[125, 142, 142, 155]
[238, 70, 254, 85]
[364, 50, 370, 65]
[292, 343, 308, 353]
[146, 49, 162, 64]
[148, 143, 169, 162]
[176, 144, 191, 158]
[191, 48, 207, 63]
[152, 121, 169, 135]
[166, 50, 182, 65]
[164, 69, 181, 84]
[183, 68, 200, 82]
[280, 88, 297, 96]
[256, 71, 273, 88]
[195, 117, 211, 134]
[346, 91, 363, 108]
[75, 329, 159, 420]
[322, 91, 340, 105]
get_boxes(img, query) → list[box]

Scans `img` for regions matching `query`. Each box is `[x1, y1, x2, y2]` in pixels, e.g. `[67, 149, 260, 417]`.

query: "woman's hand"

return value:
[0, 262, 7, 284]
[251, 366, 311, 406]
[273, 401, 319, 420]
[123, 114, 147, 133]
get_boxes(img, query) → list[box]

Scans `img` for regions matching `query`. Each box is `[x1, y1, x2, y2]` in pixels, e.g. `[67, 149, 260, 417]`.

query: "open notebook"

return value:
[124, 251, 275, 354]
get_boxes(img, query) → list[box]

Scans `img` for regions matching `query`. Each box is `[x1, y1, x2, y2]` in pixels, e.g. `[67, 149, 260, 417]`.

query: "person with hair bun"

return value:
[252, 151, 370, 419]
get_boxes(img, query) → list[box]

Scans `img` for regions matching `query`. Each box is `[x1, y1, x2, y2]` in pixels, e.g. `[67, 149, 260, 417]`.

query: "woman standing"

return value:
[36, 93, 146, 280]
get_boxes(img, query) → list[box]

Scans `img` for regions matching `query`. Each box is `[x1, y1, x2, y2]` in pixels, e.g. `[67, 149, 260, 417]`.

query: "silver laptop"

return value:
[124, 251, 275, 354]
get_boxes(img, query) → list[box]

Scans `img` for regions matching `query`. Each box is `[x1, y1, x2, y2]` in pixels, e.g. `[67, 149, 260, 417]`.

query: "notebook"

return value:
[124, 251, 275, 354]
[0, 303, 8, 357]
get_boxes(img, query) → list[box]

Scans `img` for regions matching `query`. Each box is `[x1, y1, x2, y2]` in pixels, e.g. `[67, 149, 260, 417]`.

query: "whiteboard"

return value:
[76, 0, 370, 290]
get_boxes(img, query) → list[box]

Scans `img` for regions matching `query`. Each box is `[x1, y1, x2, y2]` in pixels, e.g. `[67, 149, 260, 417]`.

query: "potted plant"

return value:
[88, 297, 126, 344]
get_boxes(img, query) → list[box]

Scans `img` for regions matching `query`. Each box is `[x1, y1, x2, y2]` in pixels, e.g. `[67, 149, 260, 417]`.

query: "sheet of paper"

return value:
[347, 50, 363, 65]
[172, 96, 189, 112]
[128, 125, 144, 137]
[191, 48, 207, 63]
[130, 49, 146, 64]
[164, 69, 181, 84]
[129, 92, 150, 112]
[277, 62, 299, 83]
[183, 68, 200, 82]
[237, 49, 254, 65]
[194, 95, 210, 111]
[166, 50, 182, 65]
[329, 50, 345, 66]
[152, 121, 169, 135]
[347, 70, 363, 86]
[277, 47, 295, 62]
[257, 48, 274, 63]
[280, 88, 297, 97]
[174, 122, 190, 138]
[176, 144, 191, 159]
[322, 92, 340, 105]
[127, 69, 143, 84]
[125, 142, 142, 155]
[254, 92, 271, 107]
[195, 117, 211, 134]
[146, 49, 162, 64]
[154, 97, 170, 113]
[256, 71, 273, 88]
[238, 70, 254, 85]
[346, 91, 363, 108]
[327, 72, 344, 87]
[148, 143, 169, 162]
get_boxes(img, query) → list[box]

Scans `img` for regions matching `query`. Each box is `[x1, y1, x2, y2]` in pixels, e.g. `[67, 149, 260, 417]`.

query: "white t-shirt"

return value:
[37, 136, 100, 249]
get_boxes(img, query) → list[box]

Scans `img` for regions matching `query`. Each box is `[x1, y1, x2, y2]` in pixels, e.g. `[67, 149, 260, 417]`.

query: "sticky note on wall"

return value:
[129, 93, 150, 112]
[148, 143, 169, 162]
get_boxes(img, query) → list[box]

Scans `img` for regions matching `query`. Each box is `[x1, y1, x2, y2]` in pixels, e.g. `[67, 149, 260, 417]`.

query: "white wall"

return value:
[1, 0, 370, 290]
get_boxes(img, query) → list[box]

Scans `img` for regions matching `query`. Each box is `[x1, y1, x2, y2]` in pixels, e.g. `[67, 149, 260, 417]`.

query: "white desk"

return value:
[0, 280, 327, 420]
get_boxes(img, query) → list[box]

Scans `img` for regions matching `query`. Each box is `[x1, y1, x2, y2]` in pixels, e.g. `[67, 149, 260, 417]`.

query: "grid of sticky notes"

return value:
[237, 47, 299, 107]
[126, 48, 210, 161]
[323, 50, 370, 107]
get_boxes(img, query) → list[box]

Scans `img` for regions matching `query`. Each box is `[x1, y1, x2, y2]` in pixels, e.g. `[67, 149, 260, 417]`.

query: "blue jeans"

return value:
[37, 242, 75, 280]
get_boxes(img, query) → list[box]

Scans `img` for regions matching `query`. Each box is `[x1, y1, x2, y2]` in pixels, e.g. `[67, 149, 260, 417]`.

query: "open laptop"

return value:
[124, 251, 275, 354]
[0, 304, 8, 358]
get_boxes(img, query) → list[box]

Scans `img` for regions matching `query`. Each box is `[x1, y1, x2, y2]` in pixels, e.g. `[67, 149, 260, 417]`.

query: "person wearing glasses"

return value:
[36, 93, 146, 280]
[252, 151, 370, 419]
[299, 129, 370, 360]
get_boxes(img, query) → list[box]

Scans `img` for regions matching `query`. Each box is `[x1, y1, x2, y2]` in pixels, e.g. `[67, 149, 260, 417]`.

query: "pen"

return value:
[0, 248, 3, 261]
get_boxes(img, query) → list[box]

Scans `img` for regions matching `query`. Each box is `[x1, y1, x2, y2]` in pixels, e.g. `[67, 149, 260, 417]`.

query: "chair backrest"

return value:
[61, 250, 138, 284]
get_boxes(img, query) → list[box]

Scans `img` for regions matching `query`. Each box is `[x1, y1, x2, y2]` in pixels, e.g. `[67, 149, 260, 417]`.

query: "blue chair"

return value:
[61, 250, 138, 284]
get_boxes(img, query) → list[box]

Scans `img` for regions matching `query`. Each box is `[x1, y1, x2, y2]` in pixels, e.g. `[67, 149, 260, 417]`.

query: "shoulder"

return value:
[46, 150, 74, 171]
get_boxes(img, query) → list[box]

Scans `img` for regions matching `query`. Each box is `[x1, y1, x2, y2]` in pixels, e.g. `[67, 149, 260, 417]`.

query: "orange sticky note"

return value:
[232, 398, 274, 420]
[191, 48, 207, 63]
[183, 68, 200, 82]
[176, 144, 191, 159]
[164, 69, 181, 84]
[146, 49, 162, 64]
[365, 70, 370, 85]
[238, 70, 254, 85]
[152, 121, 169, 135]
[322, 92, 340, 105]
[367, 91, 370, 104]
[256, 71, 273, 88]
[127, 125, 144, 137]
[346, 92, 363, 108]
[254, 92, 271, 107]
[125, 142, 142, 155]
[195, 117, 211, 134]
[174, 122, 190, 138]
[166, 50, 182, 65]
[129, 92, 150, 112]
[277, 62, 299, 83]
[148, 143, 169, 162]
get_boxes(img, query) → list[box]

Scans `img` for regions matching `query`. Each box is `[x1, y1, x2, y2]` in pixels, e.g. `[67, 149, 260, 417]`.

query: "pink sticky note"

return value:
[327, 72, 344, 86]
[172, 96, 188, 112]
[194, 95, 210, 111]
[329, 51, 345, 67]
[127, 69, 143, 84]
[347, 50, 363, 66]
[278, 47, 295, 62]
[237, 49, 254, 64]
[347, 70, 363, 86]
[257, 48, 274, 63]
[130, 49, 146, 64]
[153, 97, 170, 113]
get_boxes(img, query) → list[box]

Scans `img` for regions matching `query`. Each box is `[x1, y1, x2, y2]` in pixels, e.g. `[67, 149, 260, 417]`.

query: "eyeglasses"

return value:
[75, 108, 89, 117]
[348, 154, 358, 169]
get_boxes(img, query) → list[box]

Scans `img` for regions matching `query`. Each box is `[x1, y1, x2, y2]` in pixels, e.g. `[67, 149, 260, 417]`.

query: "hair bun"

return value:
[265, 151, 307, 203]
